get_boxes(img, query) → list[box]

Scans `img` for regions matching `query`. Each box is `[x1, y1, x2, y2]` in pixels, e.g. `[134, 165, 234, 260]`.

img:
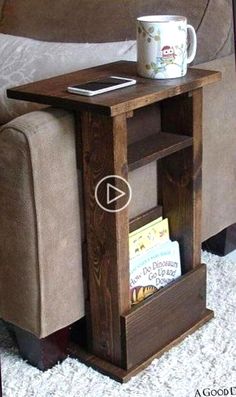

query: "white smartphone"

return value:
[67, 76, 136, 96]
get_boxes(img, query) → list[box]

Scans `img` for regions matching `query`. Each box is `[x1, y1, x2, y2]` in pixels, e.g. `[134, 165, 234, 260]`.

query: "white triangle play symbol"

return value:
[107, 183, 126, 204]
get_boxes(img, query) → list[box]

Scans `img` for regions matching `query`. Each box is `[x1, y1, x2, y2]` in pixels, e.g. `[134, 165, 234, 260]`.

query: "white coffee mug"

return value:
[137, 15, 197, 79]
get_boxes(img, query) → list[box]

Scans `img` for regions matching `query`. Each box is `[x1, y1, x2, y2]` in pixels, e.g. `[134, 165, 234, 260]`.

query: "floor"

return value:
[1, 251, 236, 397]
[226, 249, 236, 262]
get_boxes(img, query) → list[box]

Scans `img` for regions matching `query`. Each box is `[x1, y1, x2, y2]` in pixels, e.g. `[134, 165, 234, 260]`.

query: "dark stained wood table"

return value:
[7, 61, 221, 382]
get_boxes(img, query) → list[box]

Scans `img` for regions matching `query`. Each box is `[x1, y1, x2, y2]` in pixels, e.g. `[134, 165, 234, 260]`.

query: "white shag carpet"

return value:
[1, 251, 236, 397]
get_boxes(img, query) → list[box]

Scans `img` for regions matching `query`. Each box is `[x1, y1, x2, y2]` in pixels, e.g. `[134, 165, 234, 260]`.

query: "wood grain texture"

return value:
[129, 206, 163, 233]
[81, 111, 130, 366]
[74, 111, 83, 169]
[69, 308, 214, 383]
[6, 61, 220, 379]
[127, 102, 161, 144]
[158, 89, 203, 272]
[128, 132, 193, 171]
[7, 61, 221, 116]
[121, 263, 207, 369]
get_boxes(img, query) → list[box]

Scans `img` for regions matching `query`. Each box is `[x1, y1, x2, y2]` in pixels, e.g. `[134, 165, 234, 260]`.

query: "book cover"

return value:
[130, 240, 181, 305]
[129, 217, 169, 259]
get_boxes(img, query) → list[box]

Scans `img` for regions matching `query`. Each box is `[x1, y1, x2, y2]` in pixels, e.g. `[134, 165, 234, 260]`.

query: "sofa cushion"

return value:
[0, 0, 233, 62]
[198, 54, 236, 241]
[0, 33, 136, 124]
[196, 0, 234, 64]
[0, 0, 207, 42]
[0, 108, 85, 337]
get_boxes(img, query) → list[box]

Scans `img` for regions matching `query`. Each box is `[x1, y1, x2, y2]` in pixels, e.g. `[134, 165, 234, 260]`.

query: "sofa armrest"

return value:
[0, 108, 84, 338]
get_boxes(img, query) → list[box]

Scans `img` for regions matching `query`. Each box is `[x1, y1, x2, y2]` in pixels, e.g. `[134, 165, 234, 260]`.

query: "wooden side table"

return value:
[8, 61, 221, 382]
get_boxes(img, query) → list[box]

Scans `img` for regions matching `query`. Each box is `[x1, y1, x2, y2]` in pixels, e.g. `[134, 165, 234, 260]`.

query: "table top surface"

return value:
[7, 61, 221, 116]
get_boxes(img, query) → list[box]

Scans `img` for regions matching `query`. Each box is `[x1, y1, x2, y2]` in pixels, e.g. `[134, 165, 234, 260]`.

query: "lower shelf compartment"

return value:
[68, 264, 213, 382]
[69, 309, 214, 383]
[121, 263, 207, 369]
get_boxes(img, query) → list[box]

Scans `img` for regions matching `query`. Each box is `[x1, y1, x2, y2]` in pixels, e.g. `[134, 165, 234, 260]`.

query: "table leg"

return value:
[80, 111, 130, 367]
[159, 88, 203, 272]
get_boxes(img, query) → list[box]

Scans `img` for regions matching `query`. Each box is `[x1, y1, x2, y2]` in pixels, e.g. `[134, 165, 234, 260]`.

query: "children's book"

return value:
[129, 217, 169, 259]
[130, 240, 181, 305]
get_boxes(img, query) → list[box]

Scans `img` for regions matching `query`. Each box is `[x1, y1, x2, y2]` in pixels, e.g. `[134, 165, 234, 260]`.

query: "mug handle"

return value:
[187, 24, 197, 64]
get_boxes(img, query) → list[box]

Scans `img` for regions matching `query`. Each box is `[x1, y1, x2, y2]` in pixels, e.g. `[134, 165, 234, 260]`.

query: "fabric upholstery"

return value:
[0, 33, 136, 124]
[0, 0, 208, 42]
[0, 108, 85, 337]
[0, 0, 233, 124]
[0, 0, 233, 62]
[198, 54, 236, 241]
[195, 0, 234, 64]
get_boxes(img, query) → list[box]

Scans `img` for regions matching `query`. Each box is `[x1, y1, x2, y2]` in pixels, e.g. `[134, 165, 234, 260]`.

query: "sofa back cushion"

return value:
[0, 0, 233, 124]
[0, 0, 208, 42]
[0, 0, 233, 62]
[0, 34, 136, 124]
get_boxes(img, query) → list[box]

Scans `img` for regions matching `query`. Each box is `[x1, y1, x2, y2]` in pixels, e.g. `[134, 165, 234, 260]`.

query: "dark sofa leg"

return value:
[202, 223, 236, 256]
[6, 323, 69, 371]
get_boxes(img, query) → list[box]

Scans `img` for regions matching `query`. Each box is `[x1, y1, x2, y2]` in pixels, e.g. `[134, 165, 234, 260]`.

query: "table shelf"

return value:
[121, 263, 208, 370]
[128, 132, 193, 171]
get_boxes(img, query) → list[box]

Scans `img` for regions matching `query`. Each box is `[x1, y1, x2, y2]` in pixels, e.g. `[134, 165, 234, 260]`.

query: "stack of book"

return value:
[129, 216, 182, 305]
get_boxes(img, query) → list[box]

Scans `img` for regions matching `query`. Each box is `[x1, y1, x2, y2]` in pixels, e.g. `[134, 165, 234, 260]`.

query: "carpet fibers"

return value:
[1, 251, 236, 397]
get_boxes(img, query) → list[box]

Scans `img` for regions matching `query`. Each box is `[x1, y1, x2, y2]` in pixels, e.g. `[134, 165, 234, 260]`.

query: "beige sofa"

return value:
[0, 0, 235, 368]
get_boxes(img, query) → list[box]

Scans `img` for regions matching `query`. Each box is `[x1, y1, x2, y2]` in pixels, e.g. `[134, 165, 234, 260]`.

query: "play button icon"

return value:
[95, 175, 132, 213]
[107, 183, 126, 204]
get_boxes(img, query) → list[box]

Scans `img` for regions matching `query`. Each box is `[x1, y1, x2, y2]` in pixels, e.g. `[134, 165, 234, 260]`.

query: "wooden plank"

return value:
[70, 309, 213, 383]
[128, 132, 193, 171]
[129, 206, 163, 233]
[69, 307, 214, 383]
[158, 89, 203, 272]
[81, 111, 130, 366]
[7, 61, 221, 116]
[121, 264, 207, 370]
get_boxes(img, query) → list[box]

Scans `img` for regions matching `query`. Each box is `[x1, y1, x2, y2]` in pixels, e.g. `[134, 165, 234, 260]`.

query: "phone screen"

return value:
[71, 77, 131, 92]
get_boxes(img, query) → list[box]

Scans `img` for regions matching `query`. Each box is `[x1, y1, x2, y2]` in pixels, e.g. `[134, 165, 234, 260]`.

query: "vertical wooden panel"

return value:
[81, 112, 130, 366]
[159, 89, 203, 271]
